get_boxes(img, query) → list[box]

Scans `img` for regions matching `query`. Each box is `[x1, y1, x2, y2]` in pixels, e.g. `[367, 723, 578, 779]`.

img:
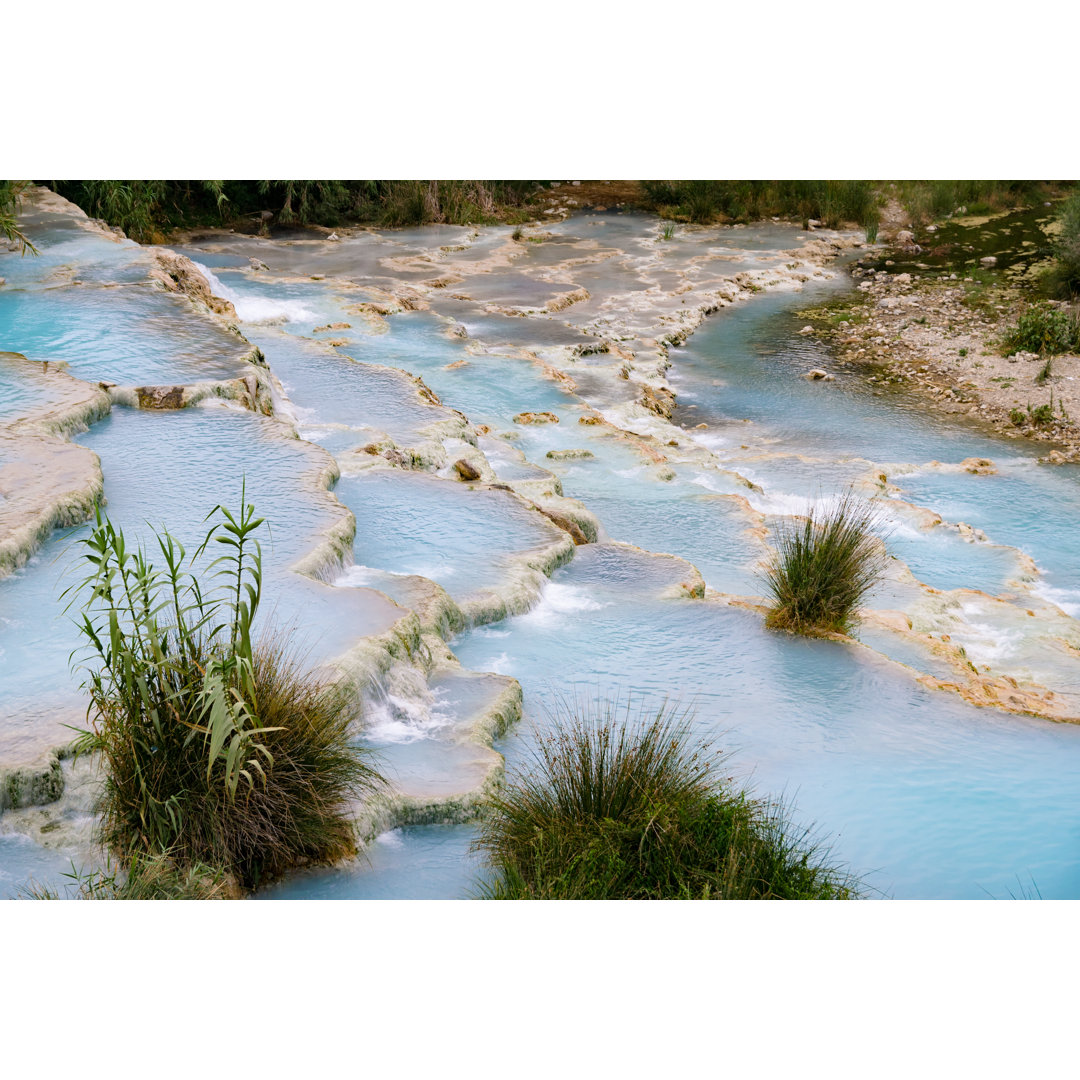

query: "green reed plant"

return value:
[762, 492, 886, 636]
[476, 700, 859, 900]
[66, 490, 382, 890]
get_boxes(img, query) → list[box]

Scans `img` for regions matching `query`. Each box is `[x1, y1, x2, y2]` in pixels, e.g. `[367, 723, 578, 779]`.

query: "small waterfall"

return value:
[192, 261, 319, 325]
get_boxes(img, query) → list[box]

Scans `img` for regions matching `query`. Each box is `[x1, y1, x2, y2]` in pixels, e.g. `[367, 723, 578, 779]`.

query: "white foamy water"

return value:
[517, 581, 608, 631]
[193, 262, 319, 325]
[365, 687, 456, 744]
[1031, 582, 1080, 619]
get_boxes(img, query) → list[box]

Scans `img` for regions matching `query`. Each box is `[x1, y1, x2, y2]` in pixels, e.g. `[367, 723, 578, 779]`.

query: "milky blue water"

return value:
[254, 824, 483, 900]
[0, 286, 250, 385]
[334, 470, 561, 604]
[453, 549, 1080, 900]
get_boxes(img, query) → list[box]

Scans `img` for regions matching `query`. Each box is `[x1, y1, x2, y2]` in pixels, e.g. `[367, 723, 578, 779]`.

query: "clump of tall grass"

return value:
[762, 492, 886, 636]
[66, 491, 382, 891]
[476, 701, 859, 900]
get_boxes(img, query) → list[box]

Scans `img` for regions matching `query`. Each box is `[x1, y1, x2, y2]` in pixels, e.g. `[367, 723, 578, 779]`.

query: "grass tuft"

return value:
[761, 492, 886, 636]
[476, 700, 859, 900]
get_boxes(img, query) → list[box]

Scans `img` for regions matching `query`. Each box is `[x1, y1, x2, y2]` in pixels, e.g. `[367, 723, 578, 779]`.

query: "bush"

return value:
[66, 493, 383, 891]
[1001, 303, 1080, 356]
[476, 701, 859, 900]
[762, 492, 886, 636]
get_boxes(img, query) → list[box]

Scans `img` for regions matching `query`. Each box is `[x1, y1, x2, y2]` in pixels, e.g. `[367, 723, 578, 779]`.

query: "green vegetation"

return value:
[640, 180, 880, 229]
[1044, 190, 1080, 299]
[477, 701, 858, 900]
[896, 180, 1053, 227]
[23, 854, 229, 900]
[1001, 303, 1080, 355]
[762, 492, 886, 636]
[0, 180, 38, 254]
[1010, 401, 1058, 427]
[48, 180, 541, 241]
[67, 492, 382, 891]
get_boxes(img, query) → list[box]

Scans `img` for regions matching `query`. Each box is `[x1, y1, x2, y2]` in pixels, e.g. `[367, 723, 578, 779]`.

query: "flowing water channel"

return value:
[3, 192, 1079, 899]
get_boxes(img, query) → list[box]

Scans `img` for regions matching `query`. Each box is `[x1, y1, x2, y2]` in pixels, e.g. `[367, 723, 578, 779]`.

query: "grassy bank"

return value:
[477, 701, 859, 900]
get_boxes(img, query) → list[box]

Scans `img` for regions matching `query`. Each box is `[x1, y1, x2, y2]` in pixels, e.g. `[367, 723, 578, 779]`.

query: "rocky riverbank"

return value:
[799, 208, 1080, 463]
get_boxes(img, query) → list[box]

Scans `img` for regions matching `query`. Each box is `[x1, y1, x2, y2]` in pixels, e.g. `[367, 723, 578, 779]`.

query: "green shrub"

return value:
[1001, 303, 1080, 356]
[762, 492, 886, 636]
[477, 701, 858, 900]
[1009, 408, 1027, 426]
[66, 492, 383, 890]
[1030, 402, 1055, 425]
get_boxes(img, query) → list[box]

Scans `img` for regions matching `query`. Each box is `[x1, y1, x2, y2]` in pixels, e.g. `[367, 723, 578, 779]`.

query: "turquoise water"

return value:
[896, 463, 1080, 609]
[254, 824, 482, 900]
[0, 213, 146, 288]
[334, 469, 561, 604]
[0, 354, 58, 422]
[0, 286, 250, 385]
[453, 549, 1080, 900]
